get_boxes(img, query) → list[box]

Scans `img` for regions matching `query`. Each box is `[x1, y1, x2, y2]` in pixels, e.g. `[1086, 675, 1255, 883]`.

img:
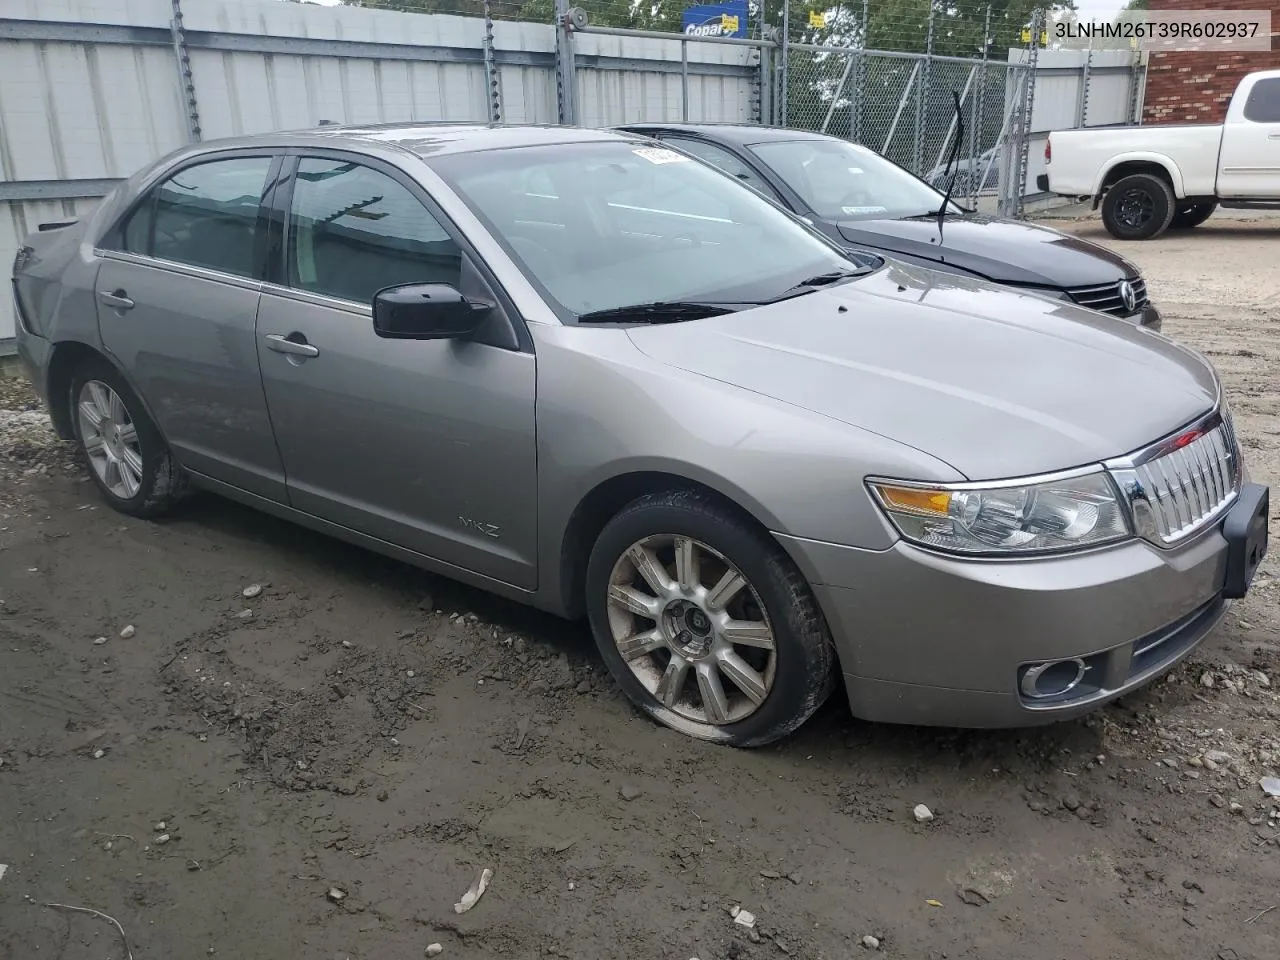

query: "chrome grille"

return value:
[1106, 413, 1240, 546]
[1066, 278, 1148, 316]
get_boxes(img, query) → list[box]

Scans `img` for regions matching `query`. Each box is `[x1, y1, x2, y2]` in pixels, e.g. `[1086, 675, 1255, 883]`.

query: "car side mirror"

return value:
[372, 283, 491, 340]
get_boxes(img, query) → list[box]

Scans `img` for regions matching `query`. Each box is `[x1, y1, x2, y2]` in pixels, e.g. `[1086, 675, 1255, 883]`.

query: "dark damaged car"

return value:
[616, 122, 1163, 331]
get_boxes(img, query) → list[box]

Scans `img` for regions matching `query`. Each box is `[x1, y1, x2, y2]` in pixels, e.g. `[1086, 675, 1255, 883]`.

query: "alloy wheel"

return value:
[77, 379, 144, 499]
[605, 534, 777, 726]
[1116, 187, 1155, 230]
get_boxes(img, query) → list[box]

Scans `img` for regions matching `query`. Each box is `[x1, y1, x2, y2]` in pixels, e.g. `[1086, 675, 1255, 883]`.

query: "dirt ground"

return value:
[2, 216, 1279, 960]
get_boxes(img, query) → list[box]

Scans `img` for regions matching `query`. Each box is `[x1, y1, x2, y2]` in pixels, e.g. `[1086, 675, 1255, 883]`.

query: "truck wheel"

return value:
[1169, 200, 1217, 230]
[585, 489, 836, 747]
[1101, 173, 1175, 241]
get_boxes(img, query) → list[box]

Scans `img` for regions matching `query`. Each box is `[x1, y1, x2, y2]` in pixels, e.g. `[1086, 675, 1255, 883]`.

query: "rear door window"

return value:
[119, 156, 273, 279]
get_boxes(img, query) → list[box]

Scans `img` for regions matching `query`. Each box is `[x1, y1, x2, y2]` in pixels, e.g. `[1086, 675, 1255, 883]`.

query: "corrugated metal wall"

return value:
[0, 0, 759, 344]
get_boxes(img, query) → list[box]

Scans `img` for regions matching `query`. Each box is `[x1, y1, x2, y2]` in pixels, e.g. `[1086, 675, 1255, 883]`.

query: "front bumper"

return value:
[777, 514, 1244, 728]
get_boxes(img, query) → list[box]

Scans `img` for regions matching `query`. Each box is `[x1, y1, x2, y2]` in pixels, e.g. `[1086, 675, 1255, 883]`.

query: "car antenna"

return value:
[937, 90, 964, 241]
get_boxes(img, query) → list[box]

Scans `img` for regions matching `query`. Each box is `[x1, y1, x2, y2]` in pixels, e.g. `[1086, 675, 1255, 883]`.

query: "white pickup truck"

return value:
[1039, 68, 1280, 240]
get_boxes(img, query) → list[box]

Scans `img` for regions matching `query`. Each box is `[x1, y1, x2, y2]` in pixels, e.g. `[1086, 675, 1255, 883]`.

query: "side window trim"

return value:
[269, 147, 532, 353]
[99, 151, 281, 285]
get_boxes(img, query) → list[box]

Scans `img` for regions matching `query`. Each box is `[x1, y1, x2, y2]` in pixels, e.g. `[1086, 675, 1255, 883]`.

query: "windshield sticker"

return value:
[633, 147, 690, 165]
[841, 205, 888, 215]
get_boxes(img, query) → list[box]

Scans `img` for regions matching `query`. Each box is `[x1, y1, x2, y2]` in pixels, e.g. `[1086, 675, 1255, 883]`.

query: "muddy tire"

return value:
[585, 489, 836, 747]
[1101, 173, 1175, 241]
[1169, 200, 1217, 230]
[69, 357, 187, 518]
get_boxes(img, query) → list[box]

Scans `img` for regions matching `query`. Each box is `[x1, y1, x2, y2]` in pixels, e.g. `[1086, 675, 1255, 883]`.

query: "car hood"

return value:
[834, 214, 1139, 289]
[625, 262, 1216, 480]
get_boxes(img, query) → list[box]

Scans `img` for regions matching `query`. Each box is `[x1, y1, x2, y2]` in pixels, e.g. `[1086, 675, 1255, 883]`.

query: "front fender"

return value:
[530, 323, 962, 614]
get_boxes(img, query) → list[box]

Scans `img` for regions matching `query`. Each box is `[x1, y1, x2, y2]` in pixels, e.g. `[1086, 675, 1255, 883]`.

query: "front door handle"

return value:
[265, 333, 319, 359]
[98, 289, 135, 311]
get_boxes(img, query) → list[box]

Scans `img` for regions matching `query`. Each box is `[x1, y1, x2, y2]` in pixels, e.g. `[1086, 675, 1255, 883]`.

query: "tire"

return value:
[1169, 200, 1217, 230]
[585, 489, 836, 747]
[1101, 173, 1175, 241]
[69, 357, 187, 518]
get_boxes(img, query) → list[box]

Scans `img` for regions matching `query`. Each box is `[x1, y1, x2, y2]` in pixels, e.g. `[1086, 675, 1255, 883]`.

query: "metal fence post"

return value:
[681, 39, 689, 121]
[779, 2, 790, 127]
[169, 0, 201, 141]
[1005, 7, 1043, 218]
[913, 2, 936, 174]
[553, 0, 577, 125]
[481, 0, 502, 123]
[988, 77, 1020, 215]
[757, 40, 772, 125]
[966, 5, 992, 206]
[851, 0, 869, 143]
[1125, 52, 1146, 124]
[1077, 39, 1093, 128]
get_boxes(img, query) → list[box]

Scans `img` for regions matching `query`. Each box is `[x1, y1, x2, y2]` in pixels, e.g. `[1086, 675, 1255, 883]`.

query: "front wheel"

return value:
[1101, 173, 1175, 241]
[1169, 200, 1217, 230]
[69, 358, 187, 518]
[585, 490, 836, 747]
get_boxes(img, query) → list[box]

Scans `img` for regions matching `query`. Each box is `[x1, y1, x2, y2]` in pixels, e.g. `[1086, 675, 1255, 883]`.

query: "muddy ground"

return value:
[2, 216, 1279, 960]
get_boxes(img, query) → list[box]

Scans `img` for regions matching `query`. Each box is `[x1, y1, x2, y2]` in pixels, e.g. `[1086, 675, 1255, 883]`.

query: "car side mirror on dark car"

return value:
[372, 283, 491, 340]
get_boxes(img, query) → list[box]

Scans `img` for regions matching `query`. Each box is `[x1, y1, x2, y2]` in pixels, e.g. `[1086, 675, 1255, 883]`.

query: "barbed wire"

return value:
[336, 2, 1058, 60]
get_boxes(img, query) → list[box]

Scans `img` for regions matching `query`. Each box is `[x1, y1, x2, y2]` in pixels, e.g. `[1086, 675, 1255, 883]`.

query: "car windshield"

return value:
[428, 140, 861, 319]
[748, 138, 953, 221]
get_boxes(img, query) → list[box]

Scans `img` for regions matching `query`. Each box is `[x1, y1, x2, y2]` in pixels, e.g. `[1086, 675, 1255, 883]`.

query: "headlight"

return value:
[868, 470, 1130, 556]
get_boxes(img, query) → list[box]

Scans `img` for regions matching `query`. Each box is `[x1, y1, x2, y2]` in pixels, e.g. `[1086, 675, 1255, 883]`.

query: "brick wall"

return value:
[1142, 0, 1280, 123]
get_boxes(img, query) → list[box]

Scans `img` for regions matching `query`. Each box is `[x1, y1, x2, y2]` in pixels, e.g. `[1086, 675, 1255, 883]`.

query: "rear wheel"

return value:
[585, 489, 836, 747]
[1101, 173, 1175, 241]
[1169, 200, 1217, 230]
[69, 358, 187, 518]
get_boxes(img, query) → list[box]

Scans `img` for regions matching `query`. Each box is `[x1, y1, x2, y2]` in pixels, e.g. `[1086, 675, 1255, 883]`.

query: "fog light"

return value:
[1020, 658, 1088, 699]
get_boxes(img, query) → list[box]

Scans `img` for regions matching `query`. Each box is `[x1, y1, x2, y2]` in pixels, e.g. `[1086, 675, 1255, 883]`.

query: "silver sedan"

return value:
[11, 124, 1270, 745]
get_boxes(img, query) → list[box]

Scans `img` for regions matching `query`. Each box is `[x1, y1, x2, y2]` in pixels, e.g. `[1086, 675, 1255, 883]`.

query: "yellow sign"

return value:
[721, 14, 739, 33]
[1020, 28, 1048, 44]
[809, 11, 828, 28]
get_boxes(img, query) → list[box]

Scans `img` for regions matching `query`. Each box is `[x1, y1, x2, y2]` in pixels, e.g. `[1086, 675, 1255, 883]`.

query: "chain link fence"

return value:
[331, 2, 1140, 217]
[769, 0, 1041, 211]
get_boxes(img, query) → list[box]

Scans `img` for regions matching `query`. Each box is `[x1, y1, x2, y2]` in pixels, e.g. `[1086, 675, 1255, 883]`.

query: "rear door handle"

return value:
[265, 333, 319, 358]
[98, 290, 135, 310]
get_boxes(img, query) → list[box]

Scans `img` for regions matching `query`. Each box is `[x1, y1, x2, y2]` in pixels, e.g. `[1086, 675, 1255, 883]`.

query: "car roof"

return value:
[175, 122, 645, 160]
[614, 122, 835, 147]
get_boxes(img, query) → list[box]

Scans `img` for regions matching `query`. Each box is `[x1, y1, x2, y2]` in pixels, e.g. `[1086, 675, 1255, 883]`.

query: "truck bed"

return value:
[1046, 124, 1225, 199]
